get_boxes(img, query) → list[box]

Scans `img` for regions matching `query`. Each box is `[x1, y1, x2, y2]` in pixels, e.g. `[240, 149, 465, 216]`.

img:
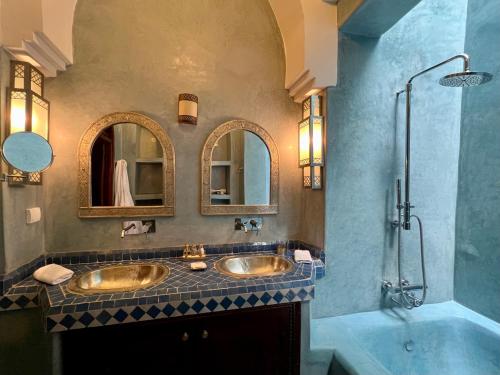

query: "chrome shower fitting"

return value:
[385, 180, 427, 309]
[382, 280, 424, 308]
[398, 54, 492, 230]
[386, 54, 492, 309]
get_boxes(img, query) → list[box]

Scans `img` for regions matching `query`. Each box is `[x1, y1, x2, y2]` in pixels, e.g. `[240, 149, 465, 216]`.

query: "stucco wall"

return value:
[43, 0, 309, 253]
[0, 49, 46, 274]
[455, 0, 500, 323]
[313, 0, 467, 317]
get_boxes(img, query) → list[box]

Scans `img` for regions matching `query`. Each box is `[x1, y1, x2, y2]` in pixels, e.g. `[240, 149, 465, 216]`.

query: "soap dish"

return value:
[190, 261, 207, 271]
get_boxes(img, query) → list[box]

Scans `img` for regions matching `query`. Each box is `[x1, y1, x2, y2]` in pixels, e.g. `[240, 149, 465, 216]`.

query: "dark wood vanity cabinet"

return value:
[61, 302, 301, 375]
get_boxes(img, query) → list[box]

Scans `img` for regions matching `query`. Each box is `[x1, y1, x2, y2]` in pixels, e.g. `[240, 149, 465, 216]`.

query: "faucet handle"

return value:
[183, 243, 191, 257]
[193, 244, 200, 255]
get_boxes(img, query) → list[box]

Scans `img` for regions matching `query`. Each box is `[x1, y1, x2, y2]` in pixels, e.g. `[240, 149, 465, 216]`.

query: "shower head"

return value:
[439, 71, 493, 87]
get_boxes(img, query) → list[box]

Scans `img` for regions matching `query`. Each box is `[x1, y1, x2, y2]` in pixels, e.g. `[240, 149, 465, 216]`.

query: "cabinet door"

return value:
[61, 317, 194, 375]
[193, 303, 300, 375]
[61, 303, 300, 375]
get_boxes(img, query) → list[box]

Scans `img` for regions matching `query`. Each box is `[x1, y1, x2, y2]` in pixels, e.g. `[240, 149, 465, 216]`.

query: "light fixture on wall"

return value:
[6, 61, 50, 184]
[178, 93, 198, 125]
[303, 165, 322, 190]
[298, 94, 323, 189]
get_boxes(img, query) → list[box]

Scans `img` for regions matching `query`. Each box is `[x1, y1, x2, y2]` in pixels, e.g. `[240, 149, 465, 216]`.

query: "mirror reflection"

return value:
[91, 123, 164, 207]
[210, 130, 270, 205]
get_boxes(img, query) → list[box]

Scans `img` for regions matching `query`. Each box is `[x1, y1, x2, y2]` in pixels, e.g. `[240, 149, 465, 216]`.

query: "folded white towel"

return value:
[294, 250, 313, 263]
[33, 264, 74, 285]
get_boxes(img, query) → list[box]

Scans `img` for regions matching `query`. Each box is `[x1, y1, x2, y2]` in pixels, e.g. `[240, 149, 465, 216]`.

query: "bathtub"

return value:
[308, 301, 500, 375]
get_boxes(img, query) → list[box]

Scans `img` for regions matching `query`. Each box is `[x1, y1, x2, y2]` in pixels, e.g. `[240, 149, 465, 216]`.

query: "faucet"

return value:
[382, 279, 425, 308]
[183, 243, 206, 259]
[276, 242, 287, 256]
[235, 219, 248, 233]
[121, 223, 136, 238]
[183, 243, 193, 258]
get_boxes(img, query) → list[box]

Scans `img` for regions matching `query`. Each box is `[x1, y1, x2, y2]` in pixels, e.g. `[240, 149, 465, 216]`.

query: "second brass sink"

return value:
[215, 255, 293, 278]
[67, 263, 169, 295]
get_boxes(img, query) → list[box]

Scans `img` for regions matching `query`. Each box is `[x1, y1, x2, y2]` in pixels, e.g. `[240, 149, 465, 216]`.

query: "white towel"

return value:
[114, 159, 143, 234]
[33, 264, 74, 285]
[294, 250, 313, 263]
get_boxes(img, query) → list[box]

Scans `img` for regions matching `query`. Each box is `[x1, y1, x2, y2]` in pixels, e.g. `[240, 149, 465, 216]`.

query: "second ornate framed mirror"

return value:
[201, 120, 278, 215]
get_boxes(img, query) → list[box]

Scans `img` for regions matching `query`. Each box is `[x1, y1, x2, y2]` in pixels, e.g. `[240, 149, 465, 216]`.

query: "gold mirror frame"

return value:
[78, 112, 175, 218]
[201, 120, 278, 215]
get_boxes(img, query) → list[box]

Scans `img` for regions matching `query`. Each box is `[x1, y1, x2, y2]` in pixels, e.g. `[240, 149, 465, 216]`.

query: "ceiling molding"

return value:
[0, 0, 76, 77]
[269, 0, 338, 103]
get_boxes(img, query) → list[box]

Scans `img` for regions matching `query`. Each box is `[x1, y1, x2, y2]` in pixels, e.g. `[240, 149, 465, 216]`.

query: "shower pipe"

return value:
[385, 54, 492, 309]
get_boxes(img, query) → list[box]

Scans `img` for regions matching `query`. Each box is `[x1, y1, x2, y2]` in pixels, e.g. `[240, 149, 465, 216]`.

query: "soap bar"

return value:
[190, 261, 207, 271]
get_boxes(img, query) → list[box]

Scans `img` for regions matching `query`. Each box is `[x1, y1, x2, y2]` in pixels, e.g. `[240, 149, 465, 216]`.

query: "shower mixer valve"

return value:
[389, 178, 427, 309]
[382, 280, 425, 308]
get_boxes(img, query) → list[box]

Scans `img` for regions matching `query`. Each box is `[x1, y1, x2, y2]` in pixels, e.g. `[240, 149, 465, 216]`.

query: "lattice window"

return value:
[31, 69, 43, 95]
[14, 64, 24, 78]
[27, 172, 42, 185]
[304, 176, 311, 187]
[32, 95, 49, 109]
[11, 91, 26, 100]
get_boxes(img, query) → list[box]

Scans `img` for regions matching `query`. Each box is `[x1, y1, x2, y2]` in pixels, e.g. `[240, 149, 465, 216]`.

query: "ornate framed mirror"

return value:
[78, 112, 175, 218]
[201, 120, 278, 215]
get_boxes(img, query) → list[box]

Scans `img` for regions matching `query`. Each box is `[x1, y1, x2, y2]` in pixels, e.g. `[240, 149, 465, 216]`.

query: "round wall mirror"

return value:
[2, 132, 53, 173]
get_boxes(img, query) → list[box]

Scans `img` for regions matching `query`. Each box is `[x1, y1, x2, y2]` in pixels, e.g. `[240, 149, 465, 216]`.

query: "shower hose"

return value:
[396, 214, 427, 309]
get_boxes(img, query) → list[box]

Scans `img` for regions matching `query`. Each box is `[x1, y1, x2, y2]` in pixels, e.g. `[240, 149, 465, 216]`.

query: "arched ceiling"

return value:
[268, 0, 338, 102]
[0, 0, 339, 101]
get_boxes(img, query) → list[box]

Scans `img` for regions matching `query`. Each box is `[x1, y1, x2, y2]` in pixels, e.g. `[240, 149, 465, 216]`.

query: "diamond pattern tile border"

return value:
[45, 287, 314, 332]
[0, 293, 38, 311]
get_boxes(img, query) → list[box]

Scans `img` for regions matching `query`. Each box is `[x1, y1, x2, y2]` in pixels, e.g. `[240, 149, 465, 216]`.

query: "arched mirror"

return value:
[201, 120, 278, 215]
[78, 112, 175, 218]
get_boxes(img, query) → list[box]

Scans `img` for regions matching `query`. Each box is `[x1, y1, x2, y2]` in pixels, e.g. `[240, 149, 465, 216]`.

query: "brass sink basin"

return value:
[215, 255, 293, 278]
[67, 263, 169, 295]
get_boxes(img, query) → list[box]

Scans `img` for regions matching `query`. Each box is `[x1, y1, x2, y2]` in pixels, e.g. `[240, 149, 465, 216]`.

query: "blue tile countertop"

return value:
[0, 241, 325, 333]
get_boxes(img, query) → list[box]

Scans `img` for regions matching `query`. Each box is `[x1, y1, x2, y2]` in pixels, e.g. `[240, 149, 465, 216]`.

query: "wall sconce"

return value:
[299, 95, 324, 189]
[178, 93, 198, 125]
[303, 166, 322, 189]
[6, 61, 50, 184]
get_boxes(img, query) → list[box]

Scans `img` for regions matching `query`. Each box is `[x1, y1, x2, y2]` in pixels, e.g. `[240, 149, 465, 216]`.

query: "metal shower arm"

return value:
[400, 53, 470, 230]
[396, 54, 471, 94]
[407, 54, 470, 84]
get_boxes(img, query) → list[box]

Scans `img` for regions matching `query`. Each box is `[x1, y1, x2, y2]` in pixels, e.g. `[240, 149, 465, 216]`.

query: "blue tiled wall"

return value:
[313, 0, 468, 317]
[454, 0, 500, 323]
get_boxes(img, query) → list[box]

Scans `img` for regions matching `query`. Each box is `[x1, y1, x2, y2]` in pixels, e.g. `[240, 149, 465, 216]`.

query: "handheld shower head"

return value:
[439, 70, 493, 87]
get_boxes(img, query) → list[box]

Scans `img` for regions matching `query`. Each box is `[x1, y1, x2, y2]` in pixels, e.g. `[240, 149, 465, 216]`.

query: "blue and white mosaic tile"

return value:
[0, 241, 324, 329]
[45, 287, 314, 332]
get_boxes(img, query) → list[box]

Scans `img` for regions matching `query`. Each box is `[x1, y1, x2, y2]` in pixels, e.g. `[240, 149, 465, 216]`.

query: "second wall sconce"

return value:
[298, 94, 324, 189]
[178, 93, 198, 125]
[6, 60, 50, 185]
